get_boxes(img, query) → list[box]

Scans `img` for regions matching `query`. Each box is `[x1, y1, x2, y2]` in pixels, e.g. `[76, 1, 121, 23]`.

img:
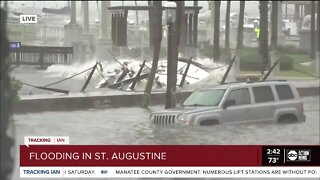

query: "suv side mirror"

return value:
[223, 99, 236, 109]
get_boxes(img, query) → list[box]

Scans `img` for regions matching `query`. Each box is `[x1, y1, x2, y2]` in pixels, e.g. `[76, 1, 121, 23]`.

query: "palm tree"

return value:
[193, 0, 198, 48]
[259, 1, 269, 73]
[271, 1, 278, 50]
[317, 1, 320, 53]
[236, 1, 245, 49]
[171, 1, 185, 96]
[134, 0, 139, 26]
[310, 1, 315, 59]
[225, 0, 231, 50]
[213, 1, 220, 60]
[142, 1, 162, 108]
[148, 1, 153, 49]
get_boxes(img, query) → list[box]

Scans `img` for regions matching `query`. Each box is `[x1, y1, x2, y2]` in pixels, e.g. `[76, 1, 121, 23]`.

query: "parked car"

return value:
[150, 80, 305, 126]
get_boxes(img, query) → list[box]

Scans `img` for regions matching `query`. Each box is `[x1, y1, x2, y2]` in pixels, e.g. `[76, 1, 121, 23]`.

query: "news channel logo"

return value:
[286, 149, 311, 162]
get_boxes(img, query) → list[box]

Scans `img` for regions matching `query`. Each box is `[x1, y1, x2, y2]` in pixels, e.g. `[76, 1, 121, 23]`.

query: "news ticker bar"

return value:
[20, 145, 320, 166]
[20, 167, 320, 178]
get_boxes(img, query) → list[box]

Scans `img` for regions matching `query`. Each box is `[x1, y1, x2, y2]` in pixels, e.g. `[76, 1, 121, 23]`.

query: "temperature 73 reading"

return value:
[268, 157, 279, 164]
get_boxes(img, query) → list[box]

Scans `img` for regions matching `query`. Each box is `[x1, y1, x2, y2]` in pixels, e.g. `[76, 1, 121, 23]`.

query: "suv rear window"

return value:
[275, 85, 294, 100]
[252, 86, 274, 103]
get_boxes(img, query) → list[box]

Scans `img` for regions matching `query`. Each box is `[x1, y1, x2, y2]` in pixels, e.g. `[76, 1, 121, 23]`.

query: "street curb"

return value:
[13, 86, 320, 114]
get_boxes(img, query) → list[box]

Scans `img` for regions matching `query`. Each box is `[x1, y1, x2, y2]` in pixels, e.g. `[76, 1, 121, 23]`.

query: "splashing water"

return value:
[44, 57, 228, 90]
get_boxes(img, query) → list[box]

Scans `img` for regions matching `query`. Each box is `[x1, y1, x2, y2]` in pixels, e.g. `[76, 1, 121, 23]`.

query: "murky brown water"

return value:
[9, 96, 319, 180]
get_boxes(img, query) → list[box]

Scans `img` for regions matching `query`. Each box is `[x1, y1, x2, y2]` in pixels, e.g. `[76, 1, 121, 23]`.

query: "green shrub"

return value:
[277, 45, 308, 54]
[240, 47, 261, 71]
[198, 43, 231, 60]
[240, 47, 293, 71]
[279, 54, 293, 70]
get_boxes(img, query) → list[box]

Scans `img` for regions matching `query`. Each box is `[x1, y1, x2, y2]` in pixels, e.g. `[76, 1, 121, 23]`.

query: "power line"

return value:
[43, 65, 95, 87]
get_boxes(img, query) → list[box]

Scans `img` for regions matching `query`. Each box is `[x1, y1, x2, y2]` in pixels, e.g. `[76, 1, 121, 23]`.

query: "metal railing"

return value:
[9, 45, 73, 68]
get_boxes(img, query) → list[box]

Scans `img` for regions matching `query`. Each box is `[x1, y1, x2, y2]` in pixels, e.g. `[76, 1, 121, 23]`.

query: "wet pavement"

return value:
[10, 96, 320, 180]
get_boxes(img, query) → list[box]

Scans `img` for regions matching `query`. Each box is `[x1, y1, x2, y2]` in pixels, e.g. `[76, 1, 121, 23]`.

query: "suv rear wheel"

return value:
[278, 114, 298, 123]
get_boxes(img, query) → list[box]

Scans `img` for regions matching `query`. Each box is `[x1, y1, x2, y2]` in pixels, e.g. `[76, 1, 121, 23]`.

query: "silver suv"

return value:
[150, 81, 306, 126]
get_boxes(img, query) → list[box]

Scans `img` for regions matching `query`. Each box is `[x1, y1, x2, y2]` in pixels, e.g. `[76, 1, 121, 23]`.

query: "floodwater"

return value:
[8, 62, 319, 180]
[10, 96, 320, 180]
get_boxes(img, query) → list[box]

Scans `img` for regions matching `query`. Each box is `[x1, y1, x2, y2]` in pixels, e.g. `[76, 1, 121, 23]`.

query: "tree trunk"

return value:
[142, 1, 162, 108]
[193, 1, 198, 48]
[236, 1, 245, 49]
[310, 1, 315, 59]
[179, 2, 187, 52]
[135, 1, 139, 26]
[171, 1, 184, 95]
[259, 1, 269, 72]
[209, 1, 214, 29]
[1, 7, 15, 180]
[225, 0, 231, 50]
[148, 1, 153, 49]
[213, 1, 220, 60]
[317, 1, 320, 53]
[271, 1, 278, 50]
[165, 22, 174, 109]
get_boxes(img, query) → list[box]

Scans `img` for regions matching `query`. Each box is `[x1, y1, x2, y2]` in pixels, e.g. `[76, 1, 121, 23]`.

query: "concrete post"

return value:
[83, 1, 89, 33]
[100, 1, 111, 39]
[80, 1, 94, 62]
[95, 1, 112, 61]
[64, 1, 82, 62]
[70, 1, 76, 24]
[295, 4, 300, 29]
[80, 43, 86, 63]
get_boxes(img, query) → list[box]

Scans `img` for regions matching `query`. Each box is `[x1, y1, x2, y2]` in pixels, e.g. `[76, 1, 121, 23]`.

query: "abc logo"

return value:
[287, 150, 298, 161]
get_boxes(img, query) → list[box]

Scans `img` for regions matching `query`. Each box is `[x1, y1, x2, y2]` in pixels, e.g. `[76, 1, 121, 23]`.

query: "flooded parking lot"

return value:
[10, 96, 319, 179]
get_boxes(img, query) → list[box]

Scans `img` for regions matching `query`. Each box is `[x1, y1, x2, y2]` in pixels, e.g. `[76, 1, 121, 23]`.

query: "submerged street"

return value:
[2, 1, 320, 179]
[10, 96, 320, 179]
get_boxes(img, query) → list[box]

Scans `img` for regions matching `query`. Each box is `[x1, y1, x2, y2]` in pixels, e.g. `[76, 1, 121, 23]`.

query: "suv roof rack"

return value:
[221, 81, 244, 85]
[246, 79, 287, 84]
